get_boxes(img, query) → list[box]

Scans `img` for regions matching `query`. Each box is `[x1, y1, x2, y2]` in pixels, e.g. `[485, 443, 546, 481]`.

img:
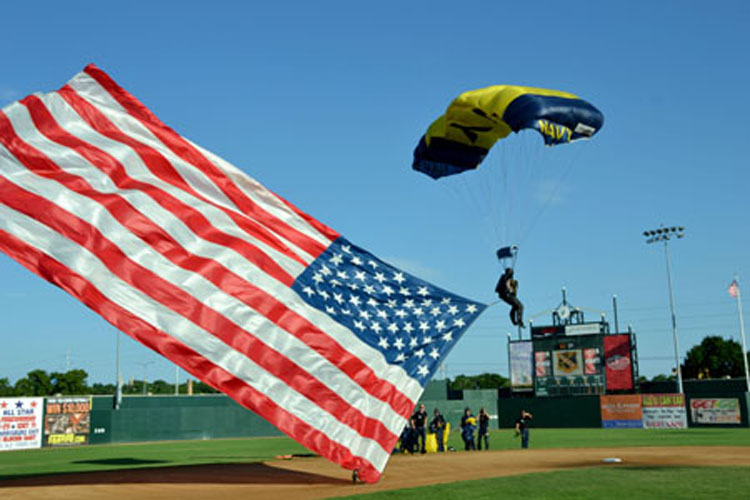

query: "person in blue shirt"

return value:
[429, 408, 447, 452]
[460, 407, 477, 451]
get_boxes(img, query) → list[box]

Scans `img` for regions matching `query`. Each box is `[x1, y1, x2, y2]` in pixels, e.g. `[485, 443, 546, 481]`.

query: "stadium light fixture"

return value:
[643, 224, 685, 394]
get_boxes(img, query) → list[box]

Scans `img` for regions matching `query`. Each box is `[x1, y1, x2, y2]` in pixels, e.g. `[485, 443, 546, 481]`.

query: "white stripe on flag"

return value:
[68, 71, 332, 261]
[26, 92, 308, 277]
[0, 201, 390, 472]
[3, 94, 423, 405]
[0, 65, 475, 483]
[0, 134, 408, 440]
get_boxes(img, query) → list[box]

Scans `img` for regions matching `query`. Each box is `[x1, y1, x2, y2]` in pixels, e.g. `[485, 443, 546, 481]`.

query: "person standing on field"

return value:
[460, 407, 477, 451]
[411, 403, 428, 454]
[514, 409, 533, 449]
[477, 407, 490, 450]
[429, 408, 447, 452]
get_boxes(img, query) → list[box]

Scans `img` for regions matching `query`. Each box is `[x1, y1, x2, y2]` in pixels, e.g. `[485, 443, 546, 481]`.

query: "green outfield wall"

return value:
[89, 395, 282, 445]
[82, 379, 748, 445]
[496, 395, 602, 428]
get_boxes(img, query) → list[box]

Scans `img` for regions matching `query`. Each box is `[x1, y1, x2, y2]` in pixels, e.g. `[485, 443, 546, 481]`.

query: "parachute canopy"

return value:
[496, 246, 518, 260]
[413, 85, 604, 179]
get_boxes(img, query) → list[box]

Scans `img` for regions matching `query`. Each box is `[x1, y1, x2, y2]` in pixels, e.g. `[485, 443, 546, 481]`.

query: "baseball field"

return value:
[1, 428, 749, 499]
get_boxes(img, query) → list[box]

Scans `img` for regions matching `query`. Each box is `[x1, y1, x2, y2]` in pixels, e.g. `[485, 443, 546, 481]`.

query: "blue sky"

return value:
[1, 0, 749, 386]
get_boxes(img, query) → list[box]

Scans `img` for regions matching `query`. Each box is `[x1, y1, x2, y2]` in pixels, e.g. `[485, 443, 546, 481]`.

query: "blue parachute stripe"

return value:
[503, 94, 604, 138]
[412, 135, 487, 178]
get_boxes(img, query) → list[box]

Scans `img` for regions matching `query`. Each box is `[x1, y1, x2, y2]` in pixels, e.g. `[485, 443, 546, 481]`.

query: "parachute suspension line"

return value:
[440, 169, 499, 254]
[411, 83, 604, 261]
[516, 142, 588, 247]
[499, 138, 512, 247]
[479, 163, 505, 253]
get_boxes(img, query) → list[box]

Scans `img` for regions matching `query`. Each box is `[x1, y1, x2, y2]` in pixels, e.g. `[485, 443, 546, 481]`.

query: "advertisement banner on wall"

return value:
[44, 397, 92, 446]
[535, 351, 551, 377]
[510, 341, 534, 390]
[642, 394, 687, 429]
[604, 334, 633, 391]
[690, 398, 741, 424]
[0, 397, 44, 451]
[600, 394, 643, 428]
[584, 348, 601, 375]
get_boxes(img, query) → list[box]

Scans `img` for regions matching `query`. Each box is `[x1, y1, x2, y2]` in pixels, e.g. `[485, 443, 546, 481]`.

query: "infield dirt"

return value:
[2, 446, 749, 500]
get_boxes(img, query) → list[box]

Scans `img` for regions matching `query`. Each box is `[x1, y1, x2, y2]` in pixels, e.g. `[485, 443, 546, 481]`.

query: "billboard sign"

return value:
[604, 334, 634, 391]
[690, 398, 741, 424]
[642, 394, 687, 429]
[535, 351, 551, 378]
[531, 325, 565, 339]
[0, 398, 44, 451]
[565, 323, 604, 336]
[600, 394, 643, 428]
[44, 397, 92, 446]
[510, 341, 534, 390]
[584, 348, 601, 375]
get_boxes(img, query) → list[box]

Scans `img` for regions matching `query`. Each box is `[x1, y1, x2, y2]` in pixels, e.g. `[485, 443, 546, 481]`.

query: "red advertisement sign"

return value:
[604, 334, 633, 391]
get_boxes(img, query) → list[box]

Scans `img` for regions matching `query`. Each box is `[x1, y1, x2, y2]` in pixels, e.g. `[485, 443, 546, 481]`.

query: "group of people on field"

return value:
[399, 404, 533, 453]
[399, 403, 449, 454]
[458, 407, 491, 451]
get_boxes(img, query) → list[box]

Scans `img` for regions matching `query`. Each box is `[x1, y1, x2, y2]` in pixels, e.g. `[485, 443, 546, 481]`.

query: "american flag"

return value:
[729, 279, 740, 299]
[0, 65, 486, 482]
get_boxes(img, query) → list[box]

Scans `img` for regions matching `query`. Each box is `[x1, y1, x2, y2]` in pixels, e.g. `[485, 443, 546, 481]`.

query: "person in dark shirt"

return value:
[514, 409, 533, 449]
[496, 268, 524, 327]
[429, 408, 447, 452]
[399, 421, 416, 454]
[411, 403, 428, 454]
[477, 407, 490, 450]
[460, 407, 477, 451]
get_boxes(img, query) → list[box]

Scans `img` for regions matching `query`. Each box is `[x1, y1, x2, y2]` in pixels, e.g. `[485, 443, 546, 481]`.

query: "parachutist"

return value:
[496, 268, 524, 328]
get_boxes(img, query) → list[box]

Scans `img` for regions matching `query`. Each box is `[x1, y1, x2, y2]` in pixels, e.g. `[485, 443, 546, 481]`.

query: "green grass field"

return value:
[340, 466, 750, 500]
[1, 428, 749, 498]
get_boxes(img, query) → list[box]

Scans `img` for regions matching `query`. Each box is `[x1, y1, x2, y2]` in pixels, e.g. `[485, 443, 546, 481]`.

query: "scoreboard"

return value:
[510, 322, 637, 397]
[533, 334, 606, 396]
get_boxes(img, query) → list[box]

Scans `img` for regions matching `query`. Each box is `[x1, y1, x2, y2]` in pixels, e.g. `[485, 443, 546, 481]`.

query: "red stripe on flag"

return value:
[82, 64, 339, 256]
[7, 102, 415, 418]
[0, 228, 384, 482]
[19, 96, 297, 287]
[56, 85, 311, 269]
[0, 169, 397, 451]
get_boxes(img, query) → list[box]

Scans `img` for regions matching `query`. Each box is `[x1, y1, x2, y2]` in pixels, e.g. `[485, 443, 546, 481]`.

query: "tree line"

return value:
[1, 336, 747, 397]
[0, 369, 218, 398]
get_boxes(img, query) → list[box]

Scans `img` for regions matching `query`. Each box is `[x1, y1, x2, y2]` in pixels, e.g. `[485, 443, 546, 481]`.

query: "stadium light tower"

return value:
[643, 225, 685, 394]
